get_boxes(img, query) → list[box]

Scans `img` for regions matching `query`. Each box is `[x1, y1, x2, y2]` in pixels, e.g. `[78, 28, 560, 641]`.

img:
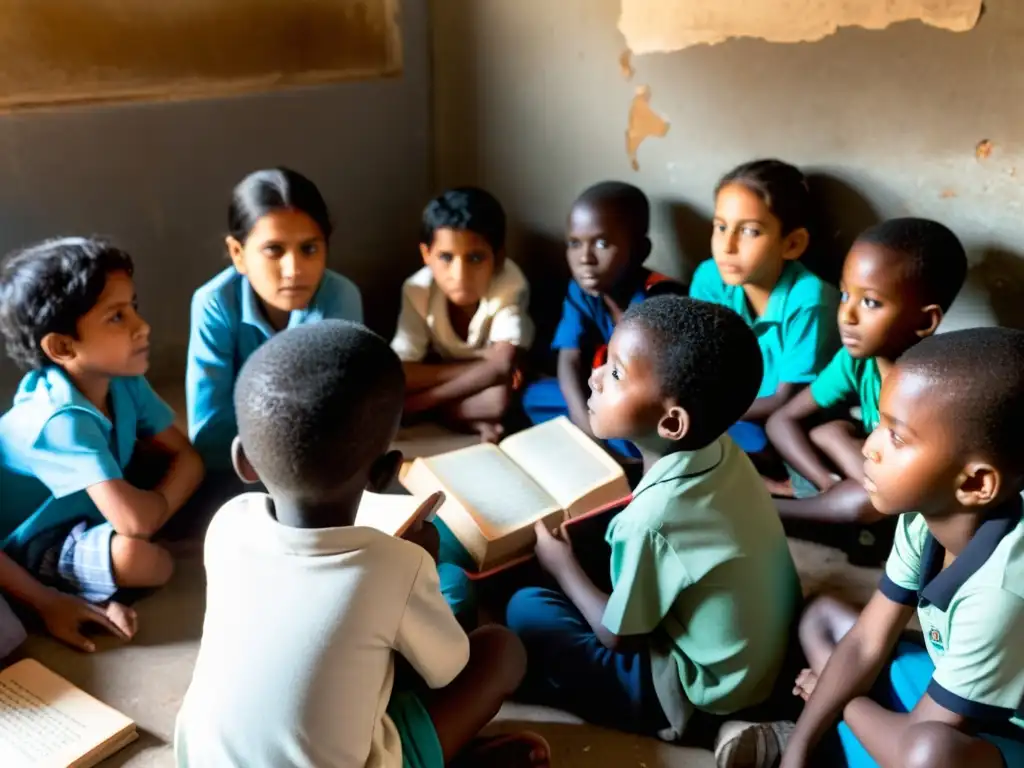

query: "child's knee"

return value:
[468, 625, 526, 694]
[111, 536, 174, 588]
[900, 722, 983, 768]
[505, 586, 557, 636]
[798, 595, 855, 652]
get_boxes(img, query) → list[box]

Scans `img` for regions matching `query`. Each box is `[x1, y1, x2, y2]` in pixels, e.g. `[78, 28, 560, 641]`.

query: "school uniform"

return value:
[506, 436, 800, 739]
[0, 367, 176, 602]
[521, 270, 683, 459]
[837, 500, 1024, 767]
[809, 348, 882, 433]
[689, 259, 840, 453]
[186, 267, 363, 471]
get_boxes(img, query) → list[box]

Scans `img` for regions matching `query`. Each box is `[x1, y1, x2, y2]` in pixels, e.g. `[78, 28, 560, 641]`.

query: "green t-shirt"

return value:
[879, 500, 1024, 731]
[808, 348, 882, 432]
[602, 438, 800, 729]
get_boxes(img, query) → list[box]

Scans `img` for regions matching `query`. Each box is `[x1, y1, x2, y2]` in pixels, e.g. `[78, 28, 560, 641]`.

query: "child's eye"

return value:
[611, 366, 621, 381]
[468, 252, 486, 264]
[109, 311, 123, 324]
[567, 238, 582, 249]
[862, 297, 882, 309]
[742, 226, 761, 237]
[714, 223, 727, 233]
[438, 252, 454, 263]
[262, 245, 283, 258]
[839, 291, 849, 303]
[301, 242, 320, 256]
[595, 239, 609, 250]
[888, 429, 905, 447]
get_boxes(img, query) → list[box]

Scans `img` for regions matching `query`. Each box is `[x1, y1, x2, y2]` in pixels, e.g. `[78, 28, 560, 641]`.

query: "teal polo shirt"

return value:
[879, 499, 1024, 731]
[0, 367, 176, 552]
[602, 437, 800, 734]
[186, 267, 363, 470]
[809, 349, 882, 432]
[689, 260, 839, 399]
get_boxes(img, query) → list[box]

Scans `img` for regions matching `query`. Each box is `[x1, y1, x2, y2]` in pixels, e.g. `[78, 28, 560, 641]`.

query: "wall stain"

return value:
[619, 49, 634, 80]
[976, 139, 994, 159]
[625, 85, 669, 171]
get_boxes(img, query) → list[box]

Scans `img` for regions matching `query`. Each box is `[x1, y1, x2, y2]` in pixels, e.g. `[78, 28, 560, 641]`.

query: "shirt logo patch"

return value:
[928, 628, 945, 652]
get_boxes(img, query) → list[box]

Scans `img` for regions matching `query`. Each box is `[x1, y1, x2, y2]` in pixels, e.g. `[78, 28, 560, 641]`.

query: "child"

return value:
[0, 238, 202, 614]
[175, 321, 548, 767]
[187, 168, 363, 473]
[766, 219, 967, 535]
[521, 181, 683, 459]
[506, 297, 800, 741]
[393, 187, 533, 443]
[691, 159, 839, 456]
[718, 328, 1024, 768]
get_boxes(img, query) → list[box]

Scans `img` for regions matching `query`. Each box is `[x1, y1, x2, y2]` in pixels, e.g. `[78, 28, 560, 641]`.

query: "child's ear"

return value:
[367, 450, 404, 493]
[956, 461, 1000, 507]
[226, 236, 246, 273]
[782, 228, 810, 261]
[636, 236, 652, 263]
[419, 243, 432, 265]
[658, 404, 690, 442]
[916, 305, 943, 339]
[39, 332, 76, 367]
[231, 436, 261, 484]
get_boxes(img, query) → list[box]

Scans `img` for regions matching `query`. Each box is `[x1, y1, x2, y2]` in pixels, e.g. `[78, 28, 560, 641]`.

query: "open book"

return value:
[0, 659, 137, 768]
[354, 491, 431, 538]
[401, 417, 630, 571]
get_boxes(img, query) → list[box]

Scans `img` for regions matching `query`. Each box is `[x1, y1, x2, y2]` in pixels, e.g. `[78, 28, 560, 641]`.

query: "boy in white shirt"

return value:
[175, 321, 547, 768]
[393, 187, 534, 444]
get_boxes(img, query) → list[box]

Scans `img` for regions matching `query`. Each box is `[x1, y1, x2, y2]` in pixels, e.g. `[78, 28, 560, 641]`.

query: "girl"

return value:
[186, 168, 363, 475]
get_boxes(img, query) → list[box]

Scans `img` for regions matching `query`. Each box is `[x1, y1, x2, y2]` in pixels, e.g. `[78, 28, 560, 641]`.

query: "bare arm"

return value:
[843, 694, 968, 767]
[742, 382, 797, 423]
[404, 343, 517, 414]
[402, 361, 477, 393]
[556, 349, 594, 437]
[766, 387, 837, 490]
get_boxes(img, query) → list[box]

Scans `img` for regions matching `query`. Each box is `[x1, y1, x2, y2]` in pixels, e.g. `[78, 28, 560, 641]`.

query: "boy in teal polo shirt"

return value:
[691, 160, 839, 456]
[766, 220, 967, 542]
[718, 328, 1024, 768]
[0, 238, 203, 624]
[507, 297, 800, 740]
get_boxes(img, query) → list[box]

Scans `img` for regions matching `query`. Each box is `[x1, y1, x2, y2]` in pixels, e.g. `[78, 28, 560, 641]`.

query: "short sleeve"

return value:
[603, 528, 691, 636]
[687, 260, 725, 304]
[394, 552, 470, 689]
[391, 282, 431, 362]
[488, 268, 534, 349]
[779, 307, 834, 385]
[809, 350, 857, 410]
[879, 513, 924, 605]
[320, 273, 364, 324]
[551, 286, 586, 351]
[186, 290, 239, 469]
[927, 590, 1024, 722]
[34, 410, 123, 498]
[126, 377, 176, 438]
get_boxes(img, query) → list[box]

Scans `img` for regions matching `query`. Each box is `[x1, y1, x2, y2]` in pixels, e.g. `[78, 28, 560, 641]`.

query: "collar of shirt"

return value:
[240, 276, 326, 337]
[728, 261, 801, 327]
[918, 495, 1024, 610]
[632, 438, 725, 499]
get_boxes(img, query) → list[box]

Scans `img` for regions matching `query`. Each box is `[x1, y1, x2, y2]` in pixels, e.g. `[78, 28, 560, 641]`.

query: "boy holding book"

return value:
[507, 297, 800, 740]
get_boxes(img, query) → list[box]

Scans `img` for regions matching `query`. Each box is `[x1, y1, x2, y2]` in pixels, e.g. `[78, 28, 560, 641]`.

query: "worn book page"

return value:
[0, 659, 135, 768]
[620, 0, 983, 54]
[355, 491, 422, 538]
[499, 418, 630, 518]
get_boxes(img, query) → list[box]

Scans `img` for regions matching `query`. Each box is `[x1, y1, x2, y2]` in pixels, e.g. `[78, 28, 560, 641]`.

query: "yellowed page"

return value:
[0, 659, 134, 768]
[354, 491, 421, 537]
[499, 418, 630, 518]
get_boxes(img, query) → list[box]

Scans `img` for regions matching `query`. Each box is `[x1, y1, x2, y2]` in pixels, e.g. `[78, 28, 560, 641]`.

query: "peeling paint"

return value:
[625, 85, 669, 171]
[619, 49, 634, 80]
[940, 188, 957, 199]
[976, 139, 994, 160]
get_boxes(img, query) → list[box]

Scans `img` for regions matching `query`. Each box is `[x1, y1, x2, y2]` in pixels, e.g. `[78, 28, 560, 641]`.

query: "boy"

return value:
[720, 328, 1024, 768]
[521, 181, 683, 459]
[766, 219, 967, 538]
[393, 187, 534, 443]
[176, 321, 547, 767]
[0, 238, 202, 613]
[507, 297, 800, 741]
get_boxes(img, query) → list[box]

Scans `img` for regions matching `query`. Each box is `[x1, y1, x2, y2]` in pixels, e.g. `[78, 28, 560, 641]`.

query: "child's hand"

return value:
[534, 521, 574, 576]
[792, 668, 818, 701]
[37, 591, 135, 652]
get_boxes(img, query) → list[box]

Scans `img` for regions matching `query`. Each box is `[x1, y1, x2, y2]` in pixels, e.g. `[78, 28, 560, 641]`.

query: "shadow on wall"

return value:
[805, 172, 883, 286]
[667, 200, 712, 281]
[517, 229, 568, 373]
[969, 248, 1024, 330]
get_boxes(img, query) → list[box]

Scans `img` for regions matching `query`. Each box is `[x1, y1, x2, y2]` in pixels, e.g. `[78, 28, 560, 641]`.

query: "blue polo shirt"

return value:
[186, 267, 363, 470]
[0, 367, 176, 552]
[689, 260, 839, 399]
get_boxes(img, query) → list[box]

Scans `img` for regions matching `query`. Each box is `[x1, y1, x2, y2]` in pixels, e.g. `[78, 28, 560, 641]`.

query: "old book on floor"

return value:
[401, 417, 630, 571]
[0, 658, 137, 768]
[354, 491, 430, 538]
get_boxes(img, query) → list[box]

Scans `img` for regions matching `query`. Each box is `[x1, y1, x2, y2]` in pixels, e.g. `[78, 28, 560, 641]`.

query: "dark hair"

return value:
[574, 181, 651, 243]
[421, 187, 507, 259]
[716, 159, 811, 236]
[228, 168, 333, 245]
[234, 320, 405, 498]
[855, 218, 967, 312]
[622, 296, 762, 450]
[897, 327, 1024, 481]
[0, 237, 134, 370]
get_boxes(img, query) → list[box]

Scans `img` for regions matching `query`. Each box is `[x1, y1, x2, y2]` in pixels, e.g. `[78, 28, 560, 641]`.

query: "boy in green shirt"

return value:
[766, 219, 967, 557]
[718, 328, 1024, 768]
[506, 297, 800, 740]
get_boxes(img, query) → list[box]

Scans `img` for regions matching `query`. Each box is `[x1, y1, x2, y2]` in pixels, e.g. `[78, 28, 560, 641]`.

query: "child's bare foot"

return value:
[793, 667, 818, 701]
[473, 421, 504, 444]
[762, 476, 795, 498]
[104, 602, 139, 640]
[453, 731, 550, 767]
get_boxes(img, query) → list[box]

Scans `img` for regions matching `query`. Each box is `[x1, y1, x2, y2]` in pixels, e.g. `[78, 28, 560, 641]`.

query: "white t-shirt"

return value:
[174, 493, 469, 768]
[390, 260, 534, 362]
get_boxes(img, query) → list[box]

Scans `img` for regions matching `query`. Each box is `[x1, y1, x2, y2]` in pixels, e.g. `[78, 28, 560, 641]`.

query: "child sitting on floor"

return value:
[0, 238, 202, 621]
[187, 168, 363, 474]
[522, 181, 683, 460]
[691, 159, 839, 458]
[176, 320, 548, 768]
[766, 219, 967, 557]
[718, 328, 1024, 768]
[507, 297, 800, 742]
[393, 187, 533, 443]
